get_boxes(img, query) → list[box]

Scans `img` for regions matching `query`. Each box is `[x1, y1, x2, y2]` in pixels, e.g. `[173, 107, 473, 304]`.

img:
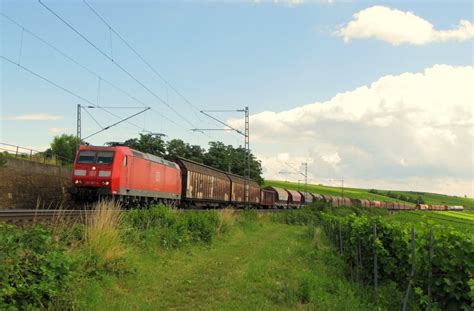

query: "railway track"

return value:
[0, 209, 95, 224]
[0, 208, 286, 225]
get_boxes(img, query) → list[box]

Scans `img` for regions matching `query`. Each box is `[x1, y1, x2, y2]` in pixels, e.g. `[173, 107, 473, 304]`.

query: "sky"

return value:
[1, 0, 473, 196]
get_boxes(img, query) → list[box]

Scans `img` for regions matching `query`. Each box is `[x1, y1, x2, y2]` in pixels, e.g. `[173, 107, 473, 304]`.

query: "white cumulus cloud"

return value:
[336, 6, 474, 45]
[49, 127, 65, 134]
[230, 64, 474, 197]
[5, 113, 63, 121]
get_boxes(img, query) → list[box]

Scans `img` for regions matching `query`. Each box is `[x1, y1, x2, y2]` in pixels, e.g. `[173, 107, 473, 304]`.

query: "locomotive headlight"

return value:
[101, 181, 110, 186]
[91, 166, 96, 171]
[74, 180, 82, 184]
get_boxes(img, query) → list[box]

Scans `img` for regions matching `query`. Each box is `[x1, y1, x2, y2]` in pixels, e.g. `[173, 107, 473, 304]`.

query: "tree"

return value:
[124, 134, 166, 157]
[165, 139, 205, 163]
[50, 134, 79, 164]
[204, 141, 264, 185]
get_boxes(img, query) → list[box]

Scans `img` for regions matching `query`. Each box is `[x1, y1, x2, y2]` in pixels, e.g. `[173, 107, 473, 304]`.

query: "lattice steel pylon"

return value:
[76, 104, 82, 148]
[244, 107, 250, 205]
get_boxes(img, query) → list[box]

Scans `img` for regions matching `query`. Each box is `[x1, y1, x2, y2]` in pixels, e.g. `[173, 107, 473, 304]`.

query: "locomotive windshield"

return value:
[97, 151, 114, 164]
[77, 150, 114, 165]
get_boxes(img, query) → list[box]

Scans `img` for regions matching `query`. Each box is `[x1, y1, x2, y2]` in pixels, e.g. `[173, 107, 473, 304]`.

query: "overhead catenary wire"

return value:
[38, 0, 200, 131]
[82, 0, 205, 122]
[82, 106, 103, 129]
[1, 55, 97, 107]
[82, 107, 150, 140]
[0, 11, 184, 130]
[81, 0, 220, 142]
[0, 55, 145, 133]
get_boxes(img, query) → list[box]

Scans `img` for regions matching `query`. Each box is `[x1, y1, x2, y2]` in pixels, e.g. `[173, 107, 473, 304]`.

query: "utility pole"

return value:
[244, 107, 250, 205]
[302, 162, 308, 196]
[280, 162, 309, 196]
[76, 104, 82, 149]
[193, 107, 250, 206]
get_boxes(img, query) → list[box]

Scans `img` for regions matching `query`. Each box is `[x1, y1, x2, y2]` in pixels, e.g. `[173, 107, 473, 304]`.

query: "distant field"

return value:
[387, 211, 474, 237]
[264, 180, 474, 210]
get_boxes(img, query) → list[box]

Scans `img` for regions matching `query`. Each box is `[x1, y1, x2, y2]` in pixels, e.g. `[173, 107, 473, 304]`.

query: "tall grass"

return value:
[84, 200, 125, 262]
[217, 208, 236, 235]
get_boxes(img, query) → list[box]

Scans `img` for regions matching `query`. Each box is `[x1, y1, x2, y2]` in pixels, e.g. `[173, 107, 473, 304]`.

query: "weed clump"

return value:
[85, 200, 126, 263]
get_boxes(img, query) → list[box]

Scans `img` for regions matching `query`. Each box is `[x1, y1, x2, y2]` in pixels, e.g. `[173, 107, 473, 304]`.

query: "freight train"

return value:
[70, 145, 464, 211]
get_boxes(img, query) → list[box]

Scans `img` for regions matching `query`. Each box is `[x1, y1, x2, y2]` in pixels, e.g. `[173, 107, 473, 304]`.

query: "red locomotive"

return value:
[70, 145, 181, 205]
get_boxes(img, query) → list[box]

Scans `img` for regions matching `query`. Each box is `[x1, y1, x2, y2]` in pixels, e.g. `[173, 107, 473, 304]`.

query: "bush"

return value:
[122, 205, 220, 249]
[0, 223, 77, 309]
[272, 207, 320, 225]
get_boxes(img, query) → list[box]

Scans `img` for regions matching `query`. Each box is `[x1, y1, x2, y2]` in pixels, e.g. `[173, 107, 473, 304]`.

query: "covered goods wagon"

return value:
[227, 173, 260, 207]
[175, 157, 230, 208]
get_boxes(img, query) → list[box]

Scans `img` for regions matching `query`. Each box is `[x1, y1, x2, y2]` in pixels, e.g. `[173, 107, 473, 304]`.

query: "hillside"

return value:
[264, 180, 474, 210]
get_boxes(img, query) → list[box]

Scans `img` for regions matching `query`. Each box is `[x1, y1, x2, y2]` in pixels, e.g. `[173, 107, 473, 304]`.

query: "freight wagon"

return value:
[173, 157, 230, 208]
[260, 189, 276, 208]
[286, 190, 302, 208]
[227, 173, 261, 207]
[265, 186, 289, 208]
[351, 198, 371, 208]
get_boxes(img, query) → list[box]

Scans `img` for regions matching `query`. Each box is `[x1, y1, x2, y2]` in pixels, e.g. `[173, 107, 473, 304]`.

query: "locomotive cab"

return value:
[70, 146, 118, 201]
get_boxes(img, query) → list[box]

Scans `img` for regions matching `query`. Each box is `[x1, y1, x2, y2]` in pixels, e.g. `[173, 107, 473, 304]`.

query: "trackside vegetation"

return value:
[1, 202, 472, 310]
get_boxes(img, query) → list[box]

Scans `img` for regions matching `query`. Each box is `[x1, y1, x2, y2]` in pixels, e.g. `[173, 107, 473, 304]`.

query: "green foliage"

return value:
[319, 213, 474, 310]
[165, 139, 205, 163]
[50, 134, 79, 164]
[370, 189, 425, 204]
[123, 133, 166, 157]
[272, 207, 321, 225]
[122, 205, 220, 249]
[0, 223, 77, 309]
[204, 141, 264, 184]
[0, 156, 7, 167]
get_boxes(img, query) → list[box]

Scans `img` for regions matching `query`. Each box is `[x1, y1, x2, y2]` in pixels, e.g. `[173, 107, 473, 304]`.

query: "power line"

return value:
[1, 55, 145, 133]
[82, 0, 204, 121]
[38, 0, 199, 131]
[82, 107, 150, 140]
[0, 12, 182, 128]
[1, 55, 97, 106]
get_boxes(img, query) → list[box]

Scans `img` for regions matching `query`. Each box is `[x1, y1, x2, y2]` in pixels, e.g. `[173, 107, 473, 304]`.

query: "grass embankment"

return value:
[265, 180, 474, 210]
[79, 218, 371, 310]
[1, 204, 377, 310]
